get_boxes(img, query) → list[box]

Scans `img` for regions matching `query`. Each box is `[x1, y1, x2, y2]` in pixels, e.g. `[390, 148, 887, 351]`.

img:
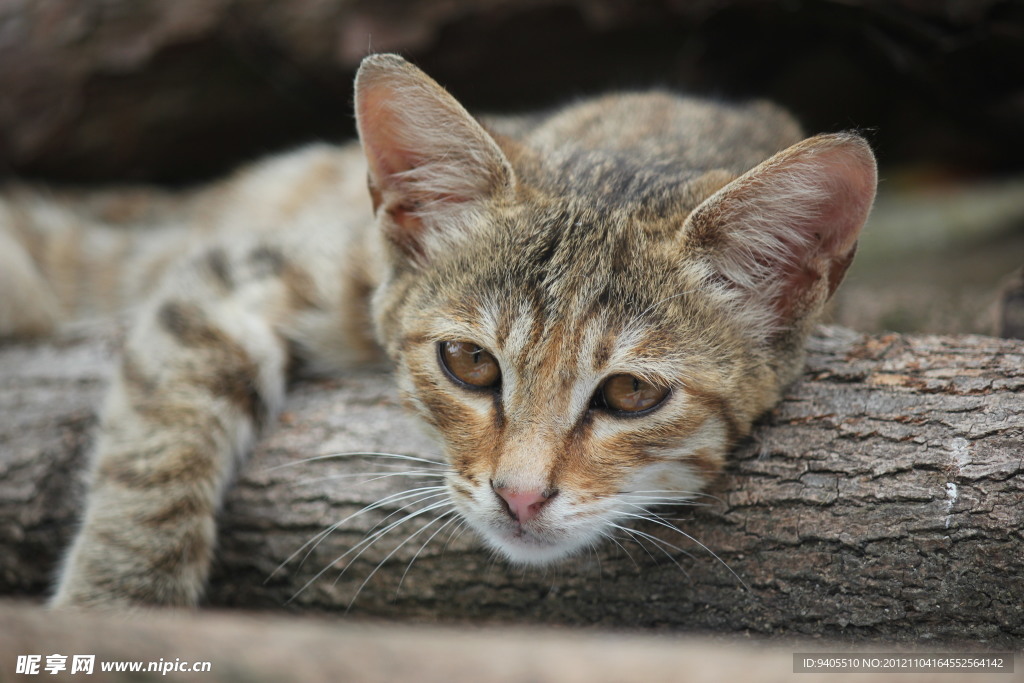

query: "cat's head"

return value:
[354, 54, 876, 565]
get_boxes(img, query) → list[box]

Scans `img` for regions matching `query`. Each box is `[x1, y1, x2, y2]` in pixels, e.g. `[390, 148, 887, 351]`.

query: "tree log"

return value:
[0, 325, 1022, 647]
[0, 601, 1014, 683]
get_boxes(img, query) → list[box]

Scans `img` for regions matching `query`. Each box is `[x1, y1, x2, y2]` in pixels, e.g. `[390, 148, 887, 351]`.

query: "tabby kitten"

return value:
[0, 54, 876, 608]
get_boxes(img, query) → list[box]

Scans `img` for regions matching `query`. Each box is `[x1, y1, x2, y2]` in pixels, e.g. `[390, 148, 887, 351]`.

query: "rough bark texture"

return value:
[2, 0, 1022, 183]
[1, 325, 1021, 648]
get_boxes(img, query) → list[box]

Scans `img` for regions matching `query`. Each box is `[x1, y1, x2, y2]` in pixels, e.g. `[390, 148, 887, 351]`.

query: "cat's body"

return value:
[0, 55, 876, 608]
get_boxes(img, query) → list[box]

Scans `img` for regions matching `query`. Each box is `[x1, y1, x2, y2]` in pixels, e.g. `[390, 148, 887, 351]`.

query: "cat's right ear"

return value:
[355, 54, 515, 263]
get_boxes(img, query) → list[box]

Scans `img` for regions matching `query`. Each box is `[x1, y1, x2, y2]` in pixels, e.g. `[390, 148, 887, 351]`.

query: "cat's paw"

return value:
[50, 520, 212, 610]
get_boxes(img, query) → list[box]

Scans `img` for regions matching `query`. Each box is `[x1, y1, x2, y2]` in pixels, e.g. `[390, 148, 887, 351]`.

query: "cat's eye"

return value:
[438, 341, 501, 389]
[596, 374, 669, 414]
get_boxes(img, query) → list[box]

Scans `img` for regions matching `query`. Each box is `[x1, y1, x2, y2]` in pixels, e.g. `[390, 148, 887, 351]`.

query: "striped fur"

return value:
[0, 54, 875, 607]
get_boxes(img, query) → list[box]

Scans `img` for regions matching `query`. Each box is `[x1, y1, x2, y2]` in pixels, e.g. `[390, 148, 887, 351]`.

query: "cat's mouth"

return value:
[469, 512, 598, 566]
[492, 531, 577, 565]
[448, 480, 600, 565]
[497, 521, 551, 544]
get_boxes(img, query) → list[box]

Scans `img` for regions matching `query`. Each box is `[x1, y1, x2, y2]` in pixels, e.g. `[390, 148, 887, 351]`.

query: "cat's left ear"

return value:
[355, 54, 515, 262]
[683, 132, 877, 335]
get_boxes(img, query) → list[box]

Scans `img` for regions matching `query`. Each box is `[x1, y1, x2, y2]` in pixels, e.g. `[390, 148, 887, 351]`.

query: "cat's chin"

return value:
[475, 523, 597, 567]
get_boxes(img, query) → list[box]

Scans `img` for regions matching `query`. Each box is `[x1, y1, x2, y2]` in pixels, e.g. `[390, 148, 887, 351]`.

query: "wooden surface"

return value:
[1, 325, 1021, 647]
[4, 601, 1018, 683]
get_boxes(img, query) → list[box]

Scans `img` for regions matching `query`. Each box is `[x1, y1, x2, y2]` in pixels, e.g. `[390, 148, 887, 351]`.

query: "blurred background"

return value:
[1, 0, 1021, 336]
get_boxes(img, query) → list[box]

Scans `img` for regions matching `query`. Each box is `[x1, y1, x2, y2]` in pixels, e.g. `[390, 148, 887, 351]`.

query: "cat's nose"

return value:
[492, 484, 557, 523]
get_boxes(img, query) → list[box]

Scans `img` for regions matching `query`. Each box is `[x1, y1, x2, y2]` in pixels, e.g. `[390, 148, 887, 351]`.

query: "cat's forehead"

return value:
[481, 202, 695, 318]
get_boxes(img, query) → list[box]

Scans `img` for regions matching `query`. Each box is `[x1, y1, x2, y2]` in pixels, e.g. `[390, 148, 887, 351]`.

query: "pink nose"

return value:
[493, 486, 556, 523]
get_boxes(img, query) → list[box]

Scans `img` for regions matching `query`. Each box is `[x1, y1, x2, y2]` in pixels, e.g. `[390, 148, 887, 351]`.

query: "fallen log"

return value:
[0, 325, 1021, 647]
[0, 600, 1014, 683]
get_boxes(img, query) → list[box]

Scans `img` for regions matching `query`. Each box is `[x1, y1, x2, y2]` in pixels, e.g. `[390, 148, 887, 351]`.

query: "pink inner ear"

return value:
[356, 76, 508, 213]
[357, 86, 419, 192]
[779, 143, 877, 311]
[356, 83, 447, 258]
[354, 55, 518, 264]
[689, 134, 877, 327]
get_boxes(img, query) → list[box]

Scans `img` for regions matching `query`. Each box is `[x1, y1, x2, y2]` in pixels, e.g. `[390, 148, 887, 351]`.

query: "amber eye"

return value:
[438, 341, 501, 389]
[598, 374, 669, 414]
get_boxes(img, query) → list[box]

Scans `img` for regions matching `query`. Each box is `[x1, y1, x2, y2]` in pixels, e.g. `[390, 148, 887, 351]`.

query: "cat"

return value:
[0, 53, 877, 608]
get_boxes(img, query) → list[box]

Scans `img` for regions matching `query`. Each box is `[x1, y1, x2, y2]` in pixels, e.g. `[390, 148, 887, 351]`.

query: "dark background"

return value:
[2, 0, 1022, 184]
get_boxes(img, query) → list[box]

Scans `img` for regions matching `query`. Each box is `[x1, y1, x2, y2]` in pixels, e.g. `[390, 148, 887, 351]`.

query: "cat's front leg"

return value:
[50, 242, 304, 609]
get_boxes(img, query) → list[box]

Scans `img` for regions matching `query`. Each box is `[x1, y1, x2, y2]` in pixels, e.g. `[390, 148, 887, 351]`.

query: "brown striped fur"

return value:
[0, 54, 875, 607]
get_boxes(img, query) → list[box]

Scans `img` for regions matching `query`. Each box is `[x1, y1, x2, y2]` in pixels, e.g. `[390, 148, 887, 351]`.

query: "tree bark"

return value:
[0, 325, 1021, 647]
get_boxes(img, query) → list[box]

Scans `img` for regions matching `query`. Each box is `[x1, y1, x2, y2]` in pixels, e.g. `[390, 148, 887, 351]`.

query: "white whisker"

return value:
[334, 495, 454, 574]
[345, 503, 457, 610]
[622, 489, 725, 505]
[611, 523, 670, 562]
[616, 511, 749, 590]
[608, 523, 691, 578]
[263, 451, 448, 473]
[290, 470, 445, 487]
[286, 496, 453, 603]
[443, 520, 471, 552]
[621, 497, 711, 509]
[269, 485, 447, 581]
[596, 528, 641, 571]
[394, 514, 462, 598]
